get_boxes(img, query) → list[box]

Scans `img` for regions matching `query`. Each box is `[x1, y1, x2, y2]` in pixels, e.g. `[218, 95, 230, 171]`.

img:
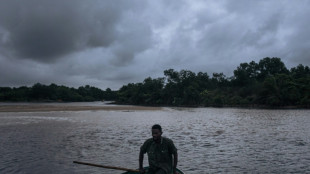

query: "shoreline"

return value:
[0, 104, 162, 112]
[0, 103, 308, 112]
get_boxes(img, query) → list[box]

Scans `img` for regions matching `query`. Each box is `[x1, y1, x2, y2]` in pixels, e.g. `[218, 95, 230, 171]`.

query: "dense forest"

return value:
[0, 84, 116, 102]
[1, 57, 310, 108]
[117, 57, 310, 108]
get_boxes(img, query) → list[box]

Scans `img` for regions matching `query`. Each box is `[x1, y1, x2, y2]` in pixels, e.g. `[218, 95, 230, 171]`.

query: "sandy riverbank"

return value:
[0, 104, 162, 112]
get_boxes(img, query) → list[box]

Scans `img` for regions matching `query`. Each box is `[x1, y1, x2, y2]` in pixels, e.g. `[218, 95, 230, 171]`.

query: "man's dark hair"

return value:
[152, 124, 162, 132]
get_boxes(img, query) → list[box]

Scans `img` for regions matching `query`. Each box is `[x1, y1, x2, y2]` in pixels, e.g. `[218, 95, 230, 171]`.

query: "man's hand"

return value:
[173, 168, 179, 174]
[139, 151, 145, 173]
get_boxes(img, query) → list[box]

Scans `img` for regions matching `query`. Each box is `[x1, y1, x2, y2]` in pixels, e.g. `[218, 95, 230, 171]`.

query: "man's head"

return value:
[152, 124, 162, 143]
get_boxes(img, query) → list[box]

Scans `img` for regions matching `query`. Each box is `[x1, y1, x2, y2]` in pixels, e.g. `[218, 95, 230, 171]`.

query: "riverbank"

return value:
[0, 104, 162, 112]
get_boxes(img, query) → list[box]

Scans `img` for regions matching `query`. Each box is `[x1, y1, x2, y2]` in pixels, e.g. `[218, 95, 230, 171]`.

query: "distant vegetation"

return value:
[1, 57, 309, 108]
[0, 84, 116, 102]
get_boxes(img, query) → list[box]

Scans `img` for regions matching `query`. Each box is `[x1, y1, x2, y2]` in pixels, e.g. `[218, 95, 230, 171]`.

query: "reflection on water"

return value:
[1, 106, 310, 174]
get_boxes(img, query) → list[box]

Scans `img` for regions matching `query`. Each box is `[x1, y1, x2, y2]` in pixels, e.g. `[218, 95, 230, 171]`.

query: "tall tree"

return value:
[257, 57, 289, 80]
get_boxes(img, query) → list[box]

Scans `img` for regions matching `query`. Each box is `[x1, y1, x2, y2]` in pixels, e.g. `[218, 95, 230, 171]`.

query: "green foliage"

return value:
[115, 57, 310, 108]
[233, 61, 258, 86]
[117, 77, 165, 105]
[0, 83, 117, 102]
[257, 57, 289, 80]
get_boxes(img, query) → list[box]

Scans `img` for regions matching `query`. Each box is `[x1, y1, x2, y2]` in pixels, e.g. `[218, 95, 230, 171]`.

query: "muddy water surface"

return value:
[1, 105, 310, 173]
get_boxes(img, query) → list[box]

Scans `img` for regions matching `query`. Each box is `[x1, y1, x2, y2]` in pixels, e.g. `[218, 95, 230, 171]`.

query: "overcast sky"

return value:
[0, 0, 309, 90]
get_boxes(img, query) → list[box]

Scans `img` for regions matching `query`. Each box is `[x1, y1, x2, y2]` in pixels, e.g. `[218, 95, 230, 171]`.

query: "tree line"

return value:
[1, 57, 309, 108]
[117, 57, 310, 108]
[0, 84, 116, 102]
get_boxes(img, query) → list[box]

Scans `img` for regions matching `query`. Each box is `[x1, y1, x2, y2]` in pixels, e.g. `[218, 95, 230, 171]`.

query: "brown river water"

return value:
[1, 103, 310, 174]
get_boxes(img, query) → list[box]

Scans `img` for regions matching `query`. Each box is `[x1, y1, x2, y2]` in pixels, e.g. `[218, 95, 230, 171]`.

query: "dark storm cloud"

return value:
[0, 0, 80, 61]
[0, 0, 148, 63]
[1, 0, 310, 89]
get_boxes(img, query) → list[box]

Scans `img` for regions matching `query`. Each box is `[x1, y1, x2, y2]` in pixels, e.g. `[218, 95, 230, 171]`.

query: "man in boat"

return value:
[139, 124, 178, 174]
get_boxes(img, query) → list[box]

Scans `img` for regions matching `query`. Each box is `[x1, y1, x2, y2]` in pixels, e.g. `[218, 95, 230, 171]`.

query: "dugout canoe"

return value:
[73, 161, 185, 173]
[121, 167, 185, 174]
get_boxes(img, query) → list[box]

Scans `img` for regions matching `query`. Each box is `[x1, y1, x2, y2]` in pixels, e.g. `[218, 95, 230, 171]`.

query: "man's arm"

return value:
[173, 152, 178, 174]
[139, 151, 145, 173]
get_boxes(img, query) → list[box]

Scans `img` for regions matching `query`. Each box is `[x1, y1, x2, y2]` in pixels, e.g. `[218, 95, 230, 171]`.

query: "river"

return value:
[0, 103, 310, 173]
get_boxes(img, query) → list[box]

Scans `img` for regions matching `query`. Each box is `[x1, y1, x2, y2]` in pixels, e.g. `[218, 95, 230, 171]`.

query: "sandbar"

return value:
[0, 104, 162, 112]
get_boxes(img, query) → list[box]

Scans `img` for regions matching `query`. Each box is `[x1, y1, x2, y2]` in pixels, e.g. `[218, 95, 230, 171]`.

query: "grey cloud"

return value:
[1, 1, 310, 90]
[0, 0, 148, 63]
[281, 3, 310, 66]
[0, 0, 81, 62]
[0, 55, 53, 85]
[240, 13, 283, 50]
[111, 20, 153, 66]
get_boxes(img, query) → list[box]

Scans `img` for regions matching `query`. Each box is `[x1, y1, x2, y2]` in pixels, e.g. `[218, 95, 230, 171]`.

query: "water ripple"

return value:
[1, 108, 310, 173]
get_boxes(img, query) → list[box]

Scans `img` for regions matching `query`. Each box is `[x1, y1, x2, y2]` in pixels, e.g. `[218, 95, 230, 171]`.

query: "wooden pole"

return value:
[73, 161, 139, 172]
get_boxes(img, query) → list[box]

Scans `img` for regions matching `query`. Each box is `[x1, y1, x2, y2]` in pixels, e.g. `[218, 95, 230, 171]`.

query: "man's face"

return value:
[152, 129, 162, 142]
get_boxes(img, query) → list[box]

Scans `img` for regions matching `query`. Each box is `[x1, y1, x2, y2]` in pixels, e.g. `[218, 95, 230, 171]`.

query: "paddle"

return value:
[73, 161, 139, 172]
